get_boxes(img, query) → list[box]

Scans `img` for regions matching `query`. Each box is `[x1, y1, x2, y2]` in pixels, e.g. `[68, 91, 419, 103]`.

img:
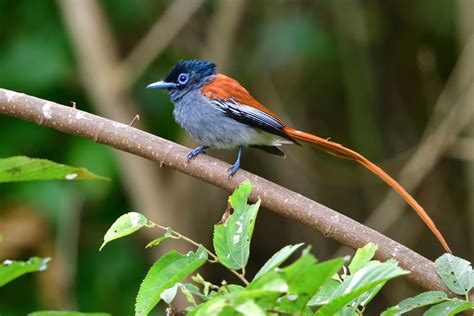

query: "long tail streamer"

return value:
[283, 127, 451, 253]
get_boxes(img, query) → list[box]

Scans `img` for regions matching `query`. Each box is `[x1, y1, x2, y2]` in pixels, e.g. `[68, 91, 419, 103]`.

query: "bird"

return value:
[147, 59, 451, 254]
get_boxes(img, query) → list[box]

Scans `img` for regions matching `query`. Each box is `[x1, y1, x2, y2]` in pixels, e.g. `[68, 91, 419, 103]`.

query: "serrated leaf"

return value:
[0, 257, 50, 287]
[28, 312, 110, 316]
[423, 300, 473, 316]
[213, 180, 259, 270]
[253, 243, 304, 280]
[100, 212, 148, 251]
[381, 291, 448, 316]
[135, 249, 207, 316]
[434, 253, 473, 295]
[348, 242, 378, 274]
[315, 260, 409, 315]
[0, 156, 108, 182]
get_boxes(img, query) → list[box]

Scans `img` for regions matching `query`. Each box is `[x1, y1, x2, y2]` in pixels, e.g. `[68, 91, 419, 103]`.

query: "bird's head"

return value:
[147, 59, 216, 92]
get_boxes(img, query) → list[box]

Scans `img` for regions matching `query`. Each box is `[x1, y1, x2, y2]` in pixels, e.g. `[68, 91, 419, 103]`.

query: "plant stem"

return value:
[149, 221, 249, 285]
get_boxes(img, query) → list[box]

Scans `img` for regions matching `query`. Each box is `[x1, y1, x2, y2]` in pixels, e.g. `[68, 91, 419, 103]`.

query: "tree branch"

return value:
[0, 88, 455, 295]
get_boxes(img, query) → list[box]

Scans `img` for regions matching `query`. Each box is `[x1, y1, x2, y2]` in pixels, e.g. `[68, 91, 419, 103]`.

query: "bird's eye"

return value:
[177, 73, 190, 85]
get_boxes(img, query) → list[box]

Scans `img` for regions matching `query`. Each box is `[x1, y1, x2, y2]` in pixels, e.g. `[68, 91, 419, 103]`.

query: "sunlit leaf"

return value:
[160, 284, 178, 304]
[0, 156, 108, 183]
[100, 212, 148, 251]
[423, 300, 473, 316]
[381, 291, 448, 315]
[213, 180, 259, 270]
[315, 260, 409, 315]
[348, 242, 378, 274]
[253, 243, 304, 280]
[135, 248, 207, 316]
[187, 296, 228, 316]
[0, 257, 50, 287]
[235, 300, 265, 316]
[434, 253, 473, 295]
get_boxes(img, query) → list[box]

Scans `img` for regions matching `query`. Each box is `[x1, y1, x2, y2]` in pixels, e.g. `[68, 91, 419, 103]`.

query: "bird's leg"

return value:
[187, 146, 209, 162]
[228, 145, 243, 177]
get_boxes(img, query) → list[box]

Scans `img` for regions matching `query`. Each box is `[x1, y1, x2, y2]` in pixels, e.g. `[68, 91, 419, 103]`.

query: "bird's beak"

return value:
[146, 81, 177, 89]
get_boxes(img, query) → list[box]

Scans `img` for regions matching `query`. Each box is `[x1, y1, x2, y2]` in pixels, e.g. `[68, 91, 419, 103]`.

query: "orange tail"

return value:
[283, 127, 452, 254]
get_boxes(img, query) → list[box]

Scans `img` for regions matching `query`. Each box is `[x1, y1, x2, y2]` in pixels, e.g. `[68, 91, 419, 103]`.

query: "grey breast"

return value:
[171, 89, 261, 149]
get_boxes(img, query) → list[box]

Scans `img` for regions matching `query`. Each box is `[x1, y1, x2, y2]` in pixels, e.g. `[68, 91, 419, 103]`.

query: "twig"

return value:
[123, 0, 206, 86]
[457, 0, 474, 259]
[149, 221, 249, 285]
[203, 0, 246, 73]
[0, 88, 460, 297]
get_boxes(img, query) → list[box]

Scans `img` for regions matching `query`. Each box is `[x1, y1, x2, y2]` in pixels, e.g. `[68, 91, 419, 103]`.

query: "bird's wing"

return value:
[202, 74, 297, 143]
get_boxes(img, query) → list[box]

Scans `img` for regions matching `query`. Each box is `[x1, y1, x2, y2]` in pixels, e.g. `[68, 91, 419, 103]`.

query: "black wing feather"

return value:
[211, 98, 298, 144]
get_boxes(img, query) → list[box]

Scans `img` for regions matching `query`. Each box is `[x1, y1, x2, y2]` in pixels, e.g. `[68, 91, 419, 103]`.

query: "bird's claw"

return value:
[187, 146, 208, 162]
[227, 163, 240, 178]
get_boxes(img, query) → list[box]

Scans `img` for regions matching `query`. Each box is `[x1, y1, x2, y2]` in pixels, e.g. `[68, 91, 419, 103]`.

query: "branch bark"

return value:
[0, 88, 456, 296]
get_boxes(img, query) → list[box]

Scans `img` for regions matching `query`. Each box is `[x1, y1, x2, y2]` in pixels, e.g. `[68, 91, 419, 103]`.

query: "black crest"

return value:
[165, 59, 216, 83]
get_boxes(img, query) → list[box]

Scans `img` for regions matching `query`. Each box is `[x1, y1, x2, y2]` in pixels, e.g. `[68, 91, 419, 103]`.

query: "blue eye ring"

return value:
[177, 73, 190, 85]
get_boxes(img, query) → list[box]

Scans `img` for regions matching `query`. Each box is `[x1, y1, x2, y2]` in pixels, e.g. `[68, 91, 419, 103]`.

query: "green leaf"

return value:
[213, 180, 260, 270]
[187, 296, 228, 316]
[348, 242, 378, 274]
[246, 253, 344, 313]
[145, 228, 174, 248]
[100, 212, 148, 251]
[0, 257, 50, 287]
[315, 260, 409, 315]
[423, 300, 473, 316]
[307, 280, 340, 306]
[381, 291, 448, 316]
[160, 284, 178, 304]
[278, 257, 345, 313]
[235, 300, 265, 316]
[28, 312, 110, 316]
[0, 156, 108, 183]
[434, 253, 473, 295]
[135, 248, 207, 316]
[344, 260, 409, 312]
[253, 243, 304, 280]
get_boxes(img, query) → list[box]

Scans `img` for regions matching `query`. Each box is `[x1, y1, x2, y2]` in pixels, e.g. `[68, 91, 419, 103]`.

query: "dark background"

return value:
[0, 0, 472, 315]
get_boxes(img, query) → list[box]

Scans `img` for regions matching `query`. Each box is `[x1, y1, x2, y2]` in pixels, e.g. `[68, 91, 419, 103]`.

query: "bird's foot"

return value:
[227, 161, 240, 178]
[187, 146, 209, 162]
